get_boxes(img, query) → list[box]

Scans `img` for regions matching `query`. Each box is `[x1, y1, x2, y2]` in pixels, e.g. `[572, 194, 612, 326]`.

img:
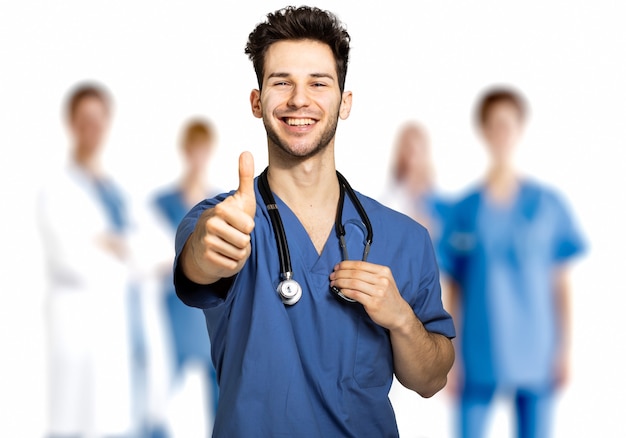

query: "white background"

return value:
[1, 1, 624, 436]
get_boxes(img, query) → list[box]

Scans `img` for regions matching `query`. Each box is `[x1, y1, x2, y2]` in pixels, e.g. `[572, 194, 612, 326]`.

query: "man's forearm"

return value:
[390, 315, 455, 398]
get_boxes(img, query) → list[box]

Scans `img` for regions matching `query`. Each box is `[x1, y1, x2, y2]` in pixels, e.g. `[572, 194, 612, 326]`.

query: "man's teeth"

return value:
[285, 118, 315, 126]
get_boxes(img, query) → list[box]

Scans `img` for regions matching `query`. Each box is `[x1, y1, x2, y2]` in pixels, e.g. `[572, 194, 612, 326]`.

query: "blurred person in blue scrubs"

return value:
[438, 86, 586, 438]
[173, 6, 455, 437]
[37, 82, 138, 438]
[380, 120, 450, 248]
[149, 118, 221, 437]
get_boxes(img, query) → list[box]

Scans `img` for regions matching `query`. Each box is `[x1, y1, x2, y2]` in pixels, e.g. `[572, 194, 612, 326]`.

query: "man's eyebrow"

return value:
[310, 73, 335, 81]
[267, 72, 290, 79]
[266, 72, 336, 81]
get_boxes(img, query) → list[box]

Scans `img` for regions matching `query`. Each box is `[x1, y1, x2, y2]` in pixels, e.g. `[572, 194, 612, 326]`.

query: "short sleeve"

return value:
[551, 193, 587, 263]
[436, 208, 456, 279]
[414, 229, 456, 339]
[436, 202, 466, 283]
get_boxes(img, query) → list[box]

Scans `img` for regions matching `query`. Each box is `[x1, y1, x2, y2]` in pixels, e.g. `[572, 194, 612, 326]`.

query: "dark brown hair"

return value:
[475, 86, 528, 126]
[244, 6, 351, 92]
[65, 81, 111, 120]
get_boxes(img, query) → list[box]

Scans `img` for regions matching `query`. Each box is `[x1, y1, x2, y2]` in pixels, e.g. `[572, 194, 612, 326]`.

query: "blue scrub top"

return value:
[153, 188, 214, 365]
[421, 191, 452, 251]
[154, 189, 190, 231]
[174, 177, 455, 438]
[93, 177, 128, 233]
[438, 179, 586, 388]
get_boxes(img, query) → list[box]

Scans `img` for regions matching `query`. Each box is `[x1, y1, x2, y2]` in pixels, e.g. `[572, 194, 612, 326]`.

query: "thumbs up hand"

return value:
[232, 151, 257, 219]
[180, 152, 257, 285]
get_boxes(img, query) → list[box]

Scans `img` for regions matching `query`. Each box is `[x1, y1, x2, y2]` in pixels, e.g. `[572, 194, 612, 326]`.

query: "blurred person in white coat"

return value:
[37, 82, 138, 438]
[147, 118, 221, 437]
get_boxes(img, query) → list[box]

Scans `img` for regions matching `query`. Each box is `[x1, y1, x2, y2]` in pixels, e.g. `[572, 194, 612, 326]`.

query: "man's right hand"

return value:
[180, 151, 257, 284]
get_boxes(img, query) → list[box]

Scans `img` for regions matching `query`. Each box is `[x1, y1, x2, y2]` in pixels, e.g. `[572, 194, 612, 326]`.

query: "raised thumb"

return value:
[236, 151, 256, 216]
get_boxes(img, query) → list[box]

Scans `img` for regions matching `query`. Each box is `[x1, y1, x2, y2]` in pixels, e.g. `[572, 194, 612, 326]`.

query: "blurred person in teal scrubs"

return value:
[148, 118, 220, 437]
[438, 86, 586, 438]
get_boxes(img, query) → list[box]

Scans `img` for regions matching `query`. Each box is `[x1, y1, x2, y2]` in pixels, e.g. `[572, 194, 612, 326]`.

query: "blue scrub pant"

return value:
[459, 384, 554, 438]
[165, 291, 219, 416]
[49, 436, 130, 438]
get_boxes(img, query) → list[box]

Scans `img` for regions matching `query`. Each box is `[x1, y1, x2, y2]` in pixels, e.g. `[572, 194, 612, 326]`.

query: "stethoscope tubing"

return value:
[258, 167, 373, 304]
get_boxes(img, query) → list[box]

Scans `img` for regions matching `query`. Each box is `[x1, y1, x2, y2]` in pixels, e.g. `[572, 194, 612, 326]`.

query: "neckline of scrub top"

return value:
[479, 180, 543, 225]
[269, 191, 362, 277]
[480, 185, 520, 212]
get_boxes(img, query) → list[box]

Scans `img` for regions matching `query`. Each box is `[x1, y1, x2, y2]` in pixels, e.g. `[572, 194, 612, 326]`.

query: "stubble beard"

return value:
[263, 104, 341, 161]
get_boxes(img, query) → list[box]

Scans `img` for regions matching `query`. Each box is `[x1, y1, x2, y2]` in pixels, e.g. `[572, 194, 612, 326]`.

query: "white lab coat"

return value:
[37, 164, 134, 437]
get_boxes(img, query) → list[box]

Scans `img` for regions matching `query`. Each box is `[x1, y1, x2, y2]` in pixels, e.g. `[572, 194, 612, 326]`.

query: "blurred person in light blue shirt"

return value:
[381, 121, 456, 437]
[438, 86, 586, 438]
[380, 120, 451, 249]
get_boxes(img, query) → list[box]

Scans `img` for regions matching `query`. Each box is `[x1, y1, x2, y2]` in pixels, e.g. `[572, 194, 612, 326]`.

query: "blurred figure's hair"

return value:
[244, 5, 351, 92]
[475, 85, 528, 126]
[180, 118, 216, 152]
[64, 81, 112, 120]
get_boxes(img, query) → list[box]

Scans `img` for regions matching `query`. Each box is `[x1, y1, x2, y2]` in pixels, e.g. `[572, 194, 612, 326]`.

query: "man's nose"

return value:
[287, 84, 311, 108]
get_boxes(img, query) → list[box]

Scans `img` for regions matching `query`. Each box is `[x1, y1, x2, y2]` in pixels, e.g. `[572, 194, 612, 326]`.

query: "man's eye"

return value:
[312, 82, 327, 87]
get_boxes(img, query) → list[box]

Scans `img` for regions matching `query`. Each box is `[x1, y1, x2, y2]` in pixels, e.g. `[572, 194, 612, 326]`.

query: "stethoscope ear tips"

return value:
[277, 278, 303, 306]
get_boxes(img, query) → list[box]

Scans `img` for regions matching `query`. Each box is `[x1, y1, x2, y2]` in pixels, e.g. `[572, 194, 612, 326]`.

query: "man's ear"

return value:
[339, 91, 353, 120]
[250, 89, 262, 119]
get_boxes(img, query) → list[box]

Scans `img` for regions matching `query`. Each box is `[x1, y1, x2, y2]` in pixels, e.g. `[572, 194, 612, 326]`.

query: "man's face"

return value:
[481, 101, 524, 165]
[69, 96, 110, 157]
[250, 39, 352, 159]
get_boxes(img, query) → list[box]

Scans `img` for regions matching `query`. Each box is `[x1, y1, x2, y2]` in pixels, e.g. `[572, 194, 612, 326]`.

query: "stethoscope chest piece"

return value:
[277, 272, 302, 305]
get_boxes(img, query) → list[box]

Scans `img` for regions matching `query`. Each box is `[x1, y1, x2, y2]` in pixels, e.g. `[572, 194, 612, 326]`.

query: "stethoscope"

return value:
[258, 167, 373, 305]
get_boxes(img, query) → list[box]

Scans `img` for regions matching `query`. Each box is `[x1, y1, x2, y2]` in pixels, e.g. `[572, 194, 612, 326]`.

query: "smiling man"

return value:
[174, 6, 455, 437]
